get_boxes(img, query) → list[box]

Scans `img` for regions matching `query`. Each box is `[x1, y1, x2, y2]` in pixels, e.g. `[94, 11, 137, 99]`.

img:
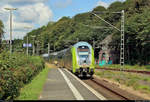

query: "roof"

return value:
[73, 41, 92, 49]
[99, 34, 113, 45]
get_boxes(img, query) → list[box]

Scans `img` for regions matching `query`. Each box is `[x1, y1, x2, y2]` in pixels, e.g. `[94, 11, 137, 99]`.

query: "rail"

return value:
[89, 76, 145, 100]
[96, 67, 150, 75]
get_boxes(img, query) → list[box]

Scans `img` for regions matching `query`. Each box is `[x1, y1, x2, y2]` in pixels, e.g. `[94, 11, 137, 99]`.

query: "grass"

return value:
[95, 70, 150, 94]
[96, 64, 150, 71]
[16, 64, 50, 100]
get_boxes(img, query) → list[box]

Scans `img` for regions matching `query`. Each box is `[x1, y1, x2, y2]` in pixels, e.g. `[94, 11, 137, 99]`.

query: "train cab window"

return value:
[77, 46, 90, 59]
[79, 55, 88, 58]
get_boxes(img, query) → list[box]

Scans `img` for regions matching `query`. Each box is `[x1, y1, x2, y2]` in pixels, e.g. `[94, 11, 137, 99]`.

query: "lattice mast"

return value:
[120, 10, 125, 69]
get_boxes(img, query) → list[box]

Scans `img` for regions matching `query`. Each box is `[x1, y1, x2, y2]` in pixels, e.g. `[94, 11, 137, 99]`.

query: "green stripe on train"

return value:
[71, 47, 79, 73]
[90, 48, 95, 72]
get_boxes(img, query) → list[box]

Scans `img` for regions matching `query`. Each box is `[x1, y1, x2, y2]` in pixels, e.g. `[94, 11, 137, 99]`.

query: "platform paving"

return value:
[39, 68, 101, 100]
[39, 68, 75, 100]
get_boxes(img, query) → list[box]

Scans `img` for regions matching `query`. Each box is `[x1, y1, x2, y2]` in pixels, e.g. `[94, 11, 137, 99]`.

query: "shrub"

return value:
[0, 52, 45, 100]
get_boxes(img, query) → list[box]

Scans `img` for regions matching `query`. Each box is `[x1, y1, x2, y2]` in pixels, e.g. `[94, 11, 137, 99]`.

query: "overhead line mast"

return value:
[92, 10, 125, 69]
[120, 10, 125, 69]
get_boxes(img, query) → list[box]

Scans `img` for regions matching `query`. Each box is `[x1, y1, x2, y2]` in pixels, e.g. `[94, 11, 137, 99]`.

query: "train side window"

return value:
[58, 56, 62, 59]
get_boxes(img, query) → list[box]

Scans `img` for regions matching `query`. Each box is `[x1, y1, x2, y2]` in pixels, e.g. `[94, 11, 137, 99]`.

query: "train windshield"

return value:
[77, 46, 90, 65]
[79, 55, 88, 58]
[78, 46, 89, 56]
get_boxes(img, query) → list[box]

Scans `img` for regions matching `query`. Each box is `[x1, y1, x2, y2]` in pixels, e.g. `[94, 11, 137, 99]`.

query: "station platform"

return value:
[39, 68, 105, 100]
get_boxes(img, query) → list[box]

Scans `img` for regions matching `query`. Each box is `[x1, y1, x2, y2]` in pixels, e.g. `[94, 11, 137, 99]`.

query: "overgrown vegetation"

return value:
[0, 52, 45, 100]
[16, 63, 49, 100]
[0, 20, 4, 52]
[11, 0, 150, 65]
[97, 64, 150, 71]
[95, 70, 150, 94]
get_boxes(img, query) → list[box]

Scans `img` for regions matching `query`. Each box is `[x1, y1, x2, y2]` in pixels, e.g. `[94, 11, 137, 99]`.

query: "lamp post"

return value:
[31, 35, 36, 55]
[35, 35, 41, 55]
[24, 26, 32, 56]
[5, 8, 17, 54]
[48, 42, 50, 55]
[36, 41, 41, 55]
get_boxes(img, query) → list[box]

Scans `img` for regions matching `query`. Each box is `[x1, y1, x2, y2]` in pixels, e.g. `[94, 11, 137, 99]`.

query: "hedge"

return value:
[0, 52, 45, 100]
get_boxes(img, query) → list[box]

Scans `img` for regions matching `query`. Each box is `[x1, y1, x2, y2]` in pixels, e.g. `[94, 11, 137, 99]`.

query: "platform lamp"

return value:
[4, 8, 17, 54]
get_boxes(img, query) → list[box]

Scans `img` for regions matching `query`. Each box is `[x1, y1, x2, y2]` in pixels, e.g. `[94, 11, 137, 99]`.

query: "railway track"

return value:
[66, 68, 146, 100]
[96, 67, 150, 75]
[82, 76, 145, 100]
[91, 78, 129, 100]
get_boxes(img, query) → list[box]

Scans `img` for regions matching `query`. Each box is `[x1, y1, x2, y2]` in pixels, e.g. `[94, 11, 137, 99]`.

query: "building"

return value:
[98, 34, 120, 66]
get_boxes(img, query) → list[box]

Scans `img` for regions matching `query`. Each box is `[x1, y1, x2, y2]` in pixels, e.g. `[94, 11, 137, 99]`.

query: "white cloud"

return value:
[4, 19, 34, 40]
[96, 1, 109, 8]
[4, 31, 26, 40]
[34, 3, 53, 24]
[4, 30, 33, 40]
[14, 22, 34, 31]
[1, 0, 48, 5]
[18, 3, 53, 25]
[0, 4, 13, 21]
[111, 0, 126, 2]
[96, 0, 126, 8]
[0, 2, 53, 40]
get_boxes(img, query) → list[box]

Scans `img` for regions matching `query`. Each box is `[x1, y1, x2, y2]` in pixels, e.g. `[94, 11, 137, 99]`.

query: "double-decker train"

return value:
[49, 41, 95, 77]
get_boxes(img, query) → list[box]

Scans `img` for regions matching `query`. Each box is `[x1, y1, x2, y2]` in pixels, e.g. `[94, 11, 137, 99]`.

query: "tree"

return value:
[12, 0, 150, 65]
[0, 20, 4, 51]
[93, 6, 106, 12]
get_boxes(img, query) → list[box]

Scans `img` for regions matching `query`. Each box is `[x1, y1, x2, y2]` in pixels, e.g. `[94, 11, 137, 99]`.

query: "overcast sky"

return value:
[0, 0, 125, 40]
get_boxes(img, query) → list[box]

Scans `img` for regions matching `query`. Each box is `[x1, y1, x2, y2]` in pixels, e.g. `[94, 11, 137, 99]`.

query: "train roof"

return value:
[49, 52, 58, 55]
[49, 47, 70, 56]
[49, 42, 92, 56]
[42, 53, 49, 57]
[73, 41, 92, 49]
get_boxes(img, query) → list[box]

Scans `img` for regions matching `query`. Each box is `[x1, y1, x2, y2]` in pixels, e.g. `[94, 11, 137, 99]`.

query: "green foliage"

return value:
[98, 64, 150, 71]
[95, 70, 150, 94]
[108, 1, 124, 11]
[124, 8, 150, 65]
[16, 64, 49, 100]
[136, 85, 150, 92]
[0, 52, 45, 100]
[12, 0, 150, 65]
[93, 6, 106, 12]
[0, 20, 4, 51]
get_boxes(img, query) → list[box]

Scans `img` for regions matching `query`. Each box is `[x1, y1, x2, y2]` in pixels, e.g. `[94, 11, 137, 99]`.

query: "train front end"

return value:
[72, 42, 95, 77]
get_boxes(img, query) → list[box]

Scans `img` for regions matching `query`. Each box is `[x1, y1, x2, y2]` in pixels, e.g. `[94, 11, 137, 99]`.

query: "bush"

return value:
[0, 52, 45, 100]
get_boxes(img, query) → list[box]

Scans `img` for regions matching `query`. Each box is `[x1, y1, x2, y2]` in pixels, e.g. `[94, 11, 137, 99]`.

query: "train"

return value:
[49, 41, 95, 77]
